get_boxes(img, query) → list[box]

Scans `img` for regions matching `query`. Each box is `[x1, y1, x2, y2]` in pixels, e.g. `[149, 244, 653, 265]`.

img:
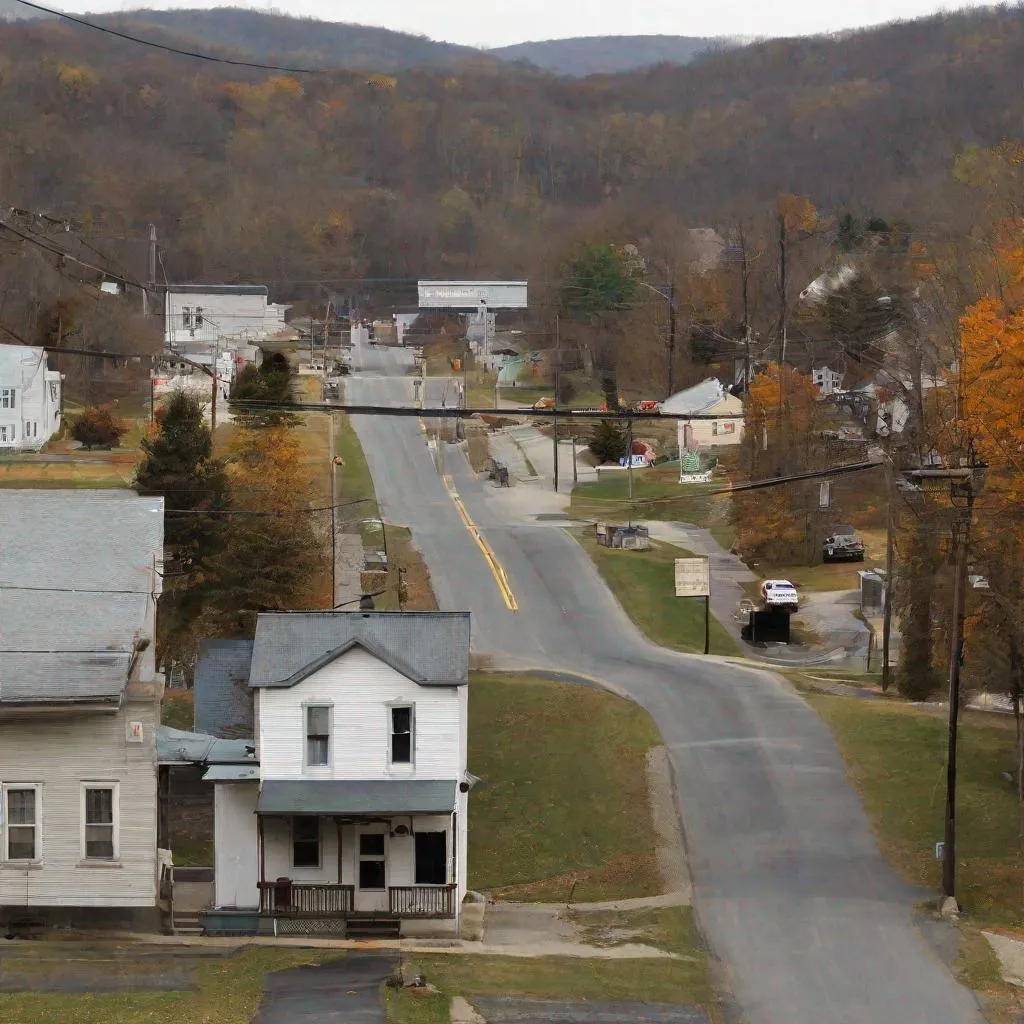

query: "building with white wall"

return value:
[202, 611, 472, 938]
[164, 285, 271, 350]
[0, 490, 164, 930]
[663, 378, 745, 452]
[0, 344, 62, 450]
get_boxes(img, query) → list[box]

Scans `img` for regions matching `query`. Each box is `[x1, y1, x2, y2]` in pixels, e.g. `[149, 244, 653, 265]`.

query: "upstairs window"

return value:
[306, 705, 331, 767]
[195, 306, 204, 327]
[0, 388, 15, 409]
[181, 307, 192, 329]
[390, 705, 414, 765]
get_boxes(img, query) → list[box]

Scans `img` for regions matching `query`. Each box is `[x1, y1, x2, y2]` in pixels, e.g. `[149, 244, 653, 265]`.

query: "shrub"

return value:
[72, 405, 128, 449]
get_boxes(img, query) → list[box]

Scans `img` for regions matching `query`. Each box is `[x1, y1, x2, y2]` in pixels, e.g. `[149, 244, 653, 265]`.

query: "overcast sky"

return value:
[55, 0, 992, 48]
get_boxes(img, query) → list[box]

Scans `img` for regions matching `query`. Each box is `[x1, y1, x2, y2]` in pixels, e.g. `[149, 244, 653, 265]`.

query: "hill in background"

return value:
[492, 34, 724, 75]
[90, 6, 492, 72]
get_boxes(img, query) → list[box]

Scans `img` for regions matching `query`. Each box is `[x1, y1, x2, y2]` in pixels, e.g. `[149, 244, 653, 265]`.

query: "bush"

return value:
[72, 405, 128, 449]
[588, 419, 628, 464]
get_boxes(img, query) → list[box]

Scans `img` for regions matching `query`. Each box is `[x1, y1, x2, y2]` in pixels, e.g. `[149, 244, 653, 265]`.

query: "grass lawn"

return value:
[0, 948, 338, 1024]
[570, 905, 705, 956]
[570, 465, 734, 533]
[374, 525, 438, 612]
[0, 460, 135, 488]
[468, 673, 663, 902]
[576, 534, 738, 656]
[808, 694, 1024, 924]
[334, 412, 380, 525]
[385, 951, 717, 1024]
[160, 690, 194, 730]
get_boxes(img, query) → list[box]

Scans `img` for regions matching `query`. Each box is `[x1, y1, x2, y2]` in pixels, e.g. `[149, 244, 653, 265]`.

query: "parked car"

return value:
[822, 525, 865, 563]
[760, 579, 799, 612]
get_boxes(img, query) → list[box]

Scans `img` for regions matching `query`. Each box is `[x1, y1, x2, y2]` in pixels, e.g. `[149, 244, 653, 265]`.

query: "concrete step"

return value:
[346, 918, 401, 939]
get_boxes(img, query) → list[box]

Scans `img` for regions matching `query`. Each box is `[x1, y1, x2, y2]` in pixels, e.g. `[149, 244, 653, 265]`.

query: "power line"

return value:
[13, 0, 328, 74]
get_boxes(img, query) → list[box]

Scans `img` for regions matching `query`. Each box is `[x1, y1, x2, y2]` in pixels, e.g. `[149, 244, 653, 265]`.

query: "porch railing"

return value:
[258, 882, 354, 917]
[388, 884, 457, 918]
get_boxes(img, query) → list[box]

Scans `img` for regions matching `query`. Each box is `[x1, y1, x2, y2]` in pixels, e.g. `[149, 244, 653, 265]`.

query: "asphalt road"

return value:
[348, 342, 983, 1024]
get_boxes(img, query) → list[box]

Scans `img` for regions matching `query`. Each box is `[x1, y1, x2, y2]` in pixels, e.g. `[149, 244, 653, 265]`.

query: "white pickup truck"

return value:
[760, 579, 799, 612]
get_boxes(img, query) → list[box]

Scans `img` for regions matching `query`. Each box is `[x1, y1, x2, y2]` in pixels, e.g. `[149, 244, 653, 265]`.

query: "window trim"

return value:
[80, 782, 119, 862]
[291, 815, 321, 869]
[0, 387, 15, 410]
[303, 703, 333, 770]
[388, 703, 415, 767]
[3, 783, 41, 863]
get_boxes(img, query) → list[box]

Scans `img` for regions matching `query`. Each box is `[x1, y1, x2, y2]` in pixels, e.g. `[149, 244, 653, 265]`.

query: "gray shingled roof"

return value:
[250, 611, 470, 689]
[0, 489, 164, 704]
[194, 639, 255, 738]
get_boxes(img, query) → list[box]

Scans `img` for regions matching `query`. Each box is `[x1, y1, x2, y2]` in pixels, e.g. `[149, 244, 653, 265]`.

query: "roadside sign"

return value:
[675, 557, 710, 598]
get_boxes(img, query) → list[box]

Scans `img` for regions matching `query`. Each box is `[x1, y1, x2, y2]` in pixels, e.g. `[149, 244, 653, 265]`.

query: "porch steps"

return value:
[172, 912, 204, 937]
[345, 917, 401, 940]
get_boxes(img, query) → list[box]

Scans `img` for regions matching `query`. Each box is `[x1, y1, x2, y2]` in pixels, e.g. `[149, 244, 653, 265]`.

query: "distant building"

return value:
[812, 364, 845, 397]
[164, 285, 281, 350]
[0, 344, 62, 450]
[662, 378, 745, 450]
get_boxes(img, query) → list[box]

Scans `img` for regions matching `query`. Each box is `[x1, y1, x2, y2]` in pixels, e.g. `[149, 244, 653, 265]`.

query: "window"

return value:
[358, 833, 386, 889]
[414, 832, 447, 885]
[23, 421, 36, 439]
[83, 785, 116, 859]
[5, 786, 39, 861]
[711, 421, 719, 435]
[181, 307, 192, 329]
[195, 306, 204, 327]
[305, 705, 331, 767]
[390, 706, 413, 765]
[0, 425, 9, 442]
[0, 388, 14, 409]
[292, 817, 320, 867]
[49, 380, 59, 403]
[722, 421, 736, 434]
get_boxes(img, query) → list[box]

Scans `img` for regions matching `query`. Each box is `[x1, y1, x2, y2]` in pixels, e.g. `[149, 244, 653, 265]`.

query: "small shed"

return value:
[596, 523, 650, 550]
[858, 569, 886, 615]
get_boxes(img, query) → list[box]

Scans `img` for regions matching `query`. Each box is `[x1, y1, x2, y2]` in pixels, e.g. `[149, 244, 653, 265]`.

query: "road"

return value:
[348, 341, 982, 1024]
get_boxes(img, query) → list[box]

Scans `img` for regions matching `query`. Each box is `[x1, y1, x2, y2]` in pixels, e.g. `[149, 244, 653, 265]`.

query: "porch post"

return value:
[258, 814, 266, 886]
[335, 817, 343, 885]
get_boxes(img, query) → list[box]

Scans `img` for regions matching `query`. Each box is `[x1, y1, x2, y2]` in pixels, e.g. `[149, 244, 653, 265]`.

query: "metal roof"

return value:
[660, 378, 731, 415]
[156, 726, 256, 765]
[194, 639, 255, 738]
[256, 779, 458, 815]
[203, 764, 260, 782]
[249, 611, 470, 689]
[0, 490, 164, 704]
[166, 284, 268, 296]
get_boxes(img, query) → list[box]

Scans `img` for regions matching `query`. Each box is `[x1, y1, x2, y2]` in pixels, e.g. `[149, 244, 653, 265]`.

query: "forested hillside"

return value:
[0, 4, 1021, 324]
[492, 35, 720, 75]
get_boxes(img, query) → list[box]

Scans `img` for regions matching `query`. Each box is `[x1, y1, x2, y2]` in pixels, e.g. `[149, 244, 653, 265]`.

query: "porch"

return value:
[256, 880, 458, 918]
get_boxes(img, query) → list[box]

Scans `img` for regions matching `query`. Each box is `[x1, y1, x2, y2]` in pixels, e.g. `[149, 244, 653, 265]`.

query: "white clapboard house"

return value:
[0, 344, 63, 450]
[202, 610, 472, 938]
[0, 490, 164, 931]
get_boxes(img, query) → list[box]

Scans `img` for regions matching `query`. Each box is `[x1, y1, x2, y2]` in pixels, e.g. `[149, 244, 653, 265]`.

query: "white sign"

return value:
[675, 557, 710, 598]
[418, 281, 528, 309]
[126, 721, 144, 744]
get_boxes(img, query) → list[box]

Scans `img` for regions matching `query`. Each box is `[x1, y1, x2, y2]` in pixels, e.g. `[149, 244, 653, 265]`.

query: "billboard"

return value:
[674, 557, 711, 598]
[418, 280, 527, 310]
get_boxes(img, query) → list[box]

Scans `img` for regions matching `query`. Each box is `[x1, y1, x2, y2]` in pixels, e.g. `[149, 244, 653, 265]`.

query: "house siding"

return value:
[0, 703, 158, 908]
[164, 291, 268, 349]
[0, 346, 62, 450]
[678, 395, 744, 449]
[214, 783, 259, 908]
[258, 648, 462, 781]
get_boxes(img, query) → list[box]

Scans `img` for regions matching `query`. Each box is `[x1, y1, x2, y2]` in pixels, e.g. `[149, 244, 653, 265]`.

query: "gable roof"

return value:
[166, 284, 268, 296]
[249, 611, 471, 689]
[194, 639, 255, 738]
[0, 489, 164, 705]
[661, 378, 742, 416]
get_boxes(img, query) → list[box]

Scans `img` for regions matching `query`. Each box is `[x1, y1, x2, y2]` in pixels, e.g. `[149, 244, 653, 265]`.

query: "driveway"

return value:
[253, 954, 394, 1024]
[348, 342, 983, 1024]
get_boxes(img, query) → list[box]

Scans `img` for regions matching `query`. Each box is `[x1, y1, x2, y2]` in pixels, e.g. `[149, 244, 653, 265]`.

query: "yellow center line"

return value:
[441, 475, 519, 612]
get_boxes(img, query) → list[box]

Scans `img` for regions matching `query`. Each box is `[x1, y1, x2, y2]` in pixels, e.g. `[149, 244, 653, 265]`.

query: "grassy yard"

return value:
[160, 690, 194, 731]
[374, 525, 438, 612]
[570, 465, 734, 533]
[0, 459, 135, 488]
[385, 950, 718, 1024]
[0, 948, 338, 1024]
[570, 905, 705, 956]
[577, 534, 738, 656]
[334, 412, 380, 525]
[468, 672, 663, 902]
[808, 693, 1024, 924]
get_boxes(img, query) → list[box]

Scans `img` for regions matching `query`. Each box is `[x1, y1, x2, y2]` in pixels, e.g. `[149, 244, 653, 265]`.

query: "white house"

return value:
[0, 489, 164, 931]
[812, 364, 844, 397]
[164, 285, 272, 350]
[204, 610, 472, 938]
[662, 378, 745, 452]
[0, 344, 62, 450]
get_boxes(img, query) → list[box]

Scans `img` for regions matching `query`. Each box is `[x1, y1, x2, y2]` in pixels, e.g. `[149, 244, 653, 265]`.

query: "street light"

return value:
[905, 462, 986, 907]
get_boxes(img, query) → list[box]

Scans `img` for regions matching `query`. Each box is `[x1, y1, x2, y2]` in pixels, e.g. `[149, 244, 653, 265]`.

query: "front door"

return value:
[354, 826, 388, 913]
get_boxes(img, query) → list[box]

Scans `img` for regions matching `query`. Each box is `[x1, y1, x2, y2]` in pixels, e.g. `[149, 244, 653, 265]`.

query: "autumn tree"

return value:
[203, 425, 322, 632]
[72, 405, 127, 449]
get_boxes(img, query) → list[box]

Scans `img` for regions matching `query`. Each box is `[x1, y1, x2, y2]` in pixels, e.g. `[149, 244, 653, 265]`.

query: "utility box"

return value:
[742, 609, 791, 645]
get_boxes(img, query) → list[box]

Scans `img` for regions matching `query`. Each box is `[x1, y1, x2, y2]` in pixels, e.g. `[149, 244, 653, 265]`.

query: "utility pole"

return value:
[776, 212, 788, 471]
[553, 314, 560, 493]
[943, 483, 973, 902]
[667, 281, 677, 398]
[210, 336, 220, 434]
[145, 223, 157, 317]
[626, 416, 634, 504]
[739, 224, 751, 393]
[572, 435, 579, 486]
[881, 450, 896, 691]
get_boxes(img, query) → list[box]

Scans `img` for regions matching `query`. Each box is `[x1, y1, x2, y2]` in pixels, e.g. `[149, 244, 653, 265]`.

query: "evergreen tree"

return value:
[588, 419, 628, 464]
